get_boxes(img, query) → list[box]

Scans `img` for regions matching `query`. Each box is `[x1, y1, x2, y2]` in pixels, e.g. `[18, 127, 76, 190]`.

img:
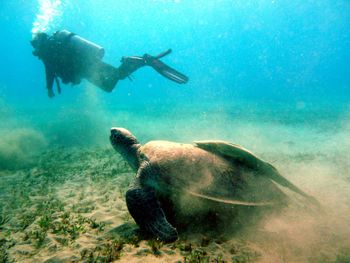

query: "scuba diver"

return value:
[31, 30, 189, 98]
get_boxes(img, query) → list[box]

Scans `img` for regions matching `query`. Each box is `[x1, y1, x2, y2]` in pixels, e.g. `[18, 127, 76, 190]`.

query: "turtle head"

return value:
[110, 128, 141, 171]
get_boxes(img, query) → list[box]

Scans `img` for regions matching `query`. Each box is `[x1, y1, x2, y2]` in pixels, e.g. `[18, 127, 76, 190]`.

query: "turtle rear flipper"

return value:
[194, 140, 319, 206]
[126, 187, 178, 242]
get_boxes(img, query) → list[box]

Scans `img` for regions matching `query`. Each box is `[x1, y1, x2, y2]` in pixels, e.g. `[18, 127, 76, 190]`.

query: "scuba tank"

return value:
[52, 30, 119, 92]
[53, 29, 105, 61]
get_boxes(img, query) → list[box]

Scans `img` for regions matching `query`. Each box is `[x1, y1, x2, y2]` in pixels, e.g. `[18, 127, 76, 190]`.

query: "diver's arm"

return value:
[44, 62, 55, 98]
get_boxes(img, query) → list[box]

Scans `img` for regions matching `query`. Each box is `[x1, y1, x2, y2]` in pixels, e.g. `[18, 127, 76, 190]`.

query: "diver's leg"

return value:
[84, 50, 188, 92]
[85, 58, 147, 92]
[84, 61, 120, 92]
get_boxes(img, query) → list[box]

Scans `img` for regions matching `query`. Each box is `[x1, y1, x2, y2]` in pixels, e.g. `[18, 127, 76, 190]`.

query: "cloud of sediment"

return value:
[234, 108, 350, 262]
[0, 128, 47, 170]
[140, 103, 350, 262]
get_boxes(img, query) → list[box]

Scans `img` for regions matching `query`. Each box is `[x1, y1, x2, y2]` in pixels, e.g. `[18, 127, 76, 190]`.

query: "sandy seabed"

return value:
[1, 106, 350, 263]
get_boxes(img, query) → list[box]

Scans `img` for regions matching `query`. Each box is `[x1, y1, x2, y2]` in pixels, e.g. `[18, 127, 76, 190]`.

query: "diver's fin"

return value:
[155, 49, 172, 59]
[119, 50, 188, 84]
[186, 190, 275, 207]
[150, 59, 189, 84]
[144, 53, 189, 84]
[144, 49, 188, 84]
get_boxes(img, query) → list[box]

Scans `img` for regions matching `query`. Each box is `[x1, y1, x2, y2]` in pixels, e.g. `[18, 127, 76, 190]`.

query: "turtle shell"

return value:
[138, 140, 287, 207]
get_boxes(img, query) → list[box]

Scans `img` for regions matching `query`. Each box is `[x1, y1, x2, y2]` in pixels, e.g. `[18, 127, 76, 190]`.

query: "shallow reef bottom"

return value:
[0, 143, 350, 262]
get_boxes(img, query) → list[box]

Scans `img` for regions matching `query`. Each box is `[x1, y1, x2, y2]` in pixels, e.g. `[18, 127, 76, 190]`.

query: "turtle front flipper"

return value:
[126, 162, 178, 242]
[126, 187, 178, 242]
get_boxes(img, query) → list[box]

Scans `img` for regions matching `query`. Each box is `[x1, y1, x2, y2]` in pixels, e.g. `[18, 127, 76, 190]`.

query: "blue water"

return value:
[0, 0, 349, 145]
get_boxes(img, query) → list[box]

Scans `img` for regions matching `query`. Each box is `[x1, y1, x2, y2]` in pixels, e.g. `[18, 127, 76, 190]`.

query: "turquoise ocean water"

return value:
[0, 0, 349, 148]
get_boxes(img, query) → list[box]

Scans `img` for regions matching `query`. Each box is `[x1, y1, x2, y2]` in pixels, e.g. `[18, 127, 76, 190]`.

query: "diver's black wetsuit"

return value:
[40, 35, 79, 93]
[31, 30, 188, 98]
[34, 32, 120, 96]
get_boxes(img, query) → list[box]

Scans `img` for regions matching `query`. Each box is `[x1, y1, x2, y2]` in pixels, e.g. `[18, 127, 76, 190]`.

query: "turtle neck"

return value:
[122, 143, 141, 172]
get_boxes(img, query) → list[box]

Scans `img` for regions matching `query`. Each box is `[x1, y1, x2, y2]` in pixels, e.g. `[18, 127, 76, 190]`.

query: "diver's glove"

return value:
[118, 49, 188, 84]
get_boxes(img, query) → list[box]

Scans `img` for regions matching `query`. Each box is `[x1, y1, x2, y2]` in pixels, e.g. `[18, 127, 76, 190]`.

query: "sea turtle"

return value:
[110, 127, 317, 242]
